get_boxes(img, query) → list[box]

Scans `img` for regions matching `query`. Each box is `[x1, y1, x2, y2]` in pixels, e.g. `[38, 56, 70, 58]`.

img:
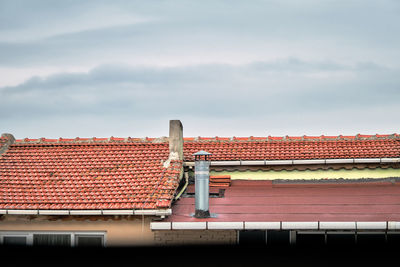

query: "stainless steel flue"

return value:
[193, 150, 212, 218]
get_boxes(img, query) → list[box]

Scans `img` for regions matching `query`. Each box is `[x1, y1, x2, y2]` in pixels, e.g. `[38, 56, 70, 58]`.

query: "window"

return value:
[33, 234, 71, 246]
[239, 230, 266, 246]
[75, 235, 104, 247]
[326, 231, 356, 246]
[387, 232, 400, 244]
[296, 232, 325, 246]
[266, 230, 291, 246]
[3, 236, 28, 246]
[0, 231, 106, 247]
[357, 232, 386, 246]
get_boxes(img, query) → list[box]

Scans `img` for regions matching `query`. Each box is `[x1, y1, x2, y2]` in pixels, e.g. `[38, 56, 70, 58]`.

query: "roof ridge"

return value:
[14, 136, 169, 144]
[183, 133, 400, 142]
[12, 133, 400, 144]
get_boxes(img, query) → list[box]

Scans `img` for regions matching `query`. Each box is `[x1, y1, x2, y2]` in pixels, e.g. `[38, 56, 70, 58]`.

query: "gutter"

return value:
[0, 209, 172, 216]
[151, 221, 400, 231]
[183, 158, 400, 167]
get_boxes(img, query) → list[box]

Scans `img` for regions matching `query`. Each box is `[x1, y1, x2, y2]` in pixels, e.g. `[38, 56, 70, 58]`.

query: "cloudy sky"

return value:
[1, 0, 399, 139]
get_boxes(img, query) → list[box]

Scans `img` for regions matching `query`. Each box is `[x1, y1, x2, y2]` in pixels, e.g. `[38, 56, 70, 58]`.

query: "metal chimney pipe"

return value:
[193, 150, 212, 218]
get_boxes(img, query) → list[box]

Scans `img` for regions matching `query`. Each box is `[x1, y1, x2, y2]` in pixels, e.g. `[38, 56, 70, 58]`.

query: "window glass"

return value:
[357, 233, 385, 246]
[267, 230, 290, 246]
[296, 233, 326, 246]
[239, 230, 266, 246]
[327, 233, 355, 246]
[76, 235, 103, 247]
[387, 233, 400, 244]
[3, 236, 27, 246]
[33, 234, 71, 246]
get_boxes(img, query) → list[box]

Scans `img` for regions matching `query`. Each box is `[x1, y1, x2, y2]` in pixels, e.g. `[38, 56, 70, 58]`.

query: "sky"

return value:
[1, 0, 400, 139]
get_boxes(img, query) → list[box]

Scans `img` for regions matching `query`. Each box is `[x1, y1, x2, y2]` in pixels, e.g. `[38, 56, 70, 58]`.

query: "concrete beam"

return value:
[281, 221, 319, 230]
[244, 222, 281, 230]
[319, 221, 356, 230]
[172, 222, 207, 230]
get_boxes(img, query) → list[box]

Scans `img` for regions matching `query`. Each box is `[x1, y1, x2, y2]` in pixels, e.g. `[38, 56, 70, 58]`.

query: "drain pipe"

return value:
[193, 150, 212, 218]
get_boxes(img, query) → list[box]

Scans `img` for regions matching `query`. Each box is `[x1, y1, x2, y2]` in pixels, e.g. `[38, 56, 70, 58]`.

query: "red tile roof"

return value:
[167, 180, 400, 222]
[183, 134, 400, 161]
[0, 139, 182, 210]
[1, 133, 399, 211]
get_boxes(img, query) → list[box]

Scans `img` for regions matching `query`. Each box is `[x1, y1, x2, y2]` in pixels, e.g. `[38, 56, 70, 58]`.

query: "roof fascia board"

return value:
[151, 221, 397, 230]
[244, 222, 281, 230]
[172, 222, 207, 230]
[319, 221, 356, 230]
[184, 158, 400, 167]
[150, 222, 172, 230]
[0, 209, 171, 216]
[356, 221, 387, 230]
[281, 221, 319, 230]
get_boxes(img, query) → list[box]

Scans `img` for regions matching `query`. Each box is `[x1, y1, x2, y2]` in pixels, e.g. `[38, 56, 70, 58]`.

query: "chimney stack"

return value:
[193, 150, 212, 218]
[169, 120, 183, 161]
[0, 133, 15, 155]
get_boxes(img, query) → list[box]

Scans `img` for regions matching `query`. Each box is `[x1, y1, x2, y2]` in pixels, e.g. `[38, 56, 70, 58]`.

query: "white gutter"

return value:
[0, 209, 171, 216]
[183, 158, 400, 167]
[319, 221, 356, 230]
[282, 221, 319, 230]
[151, 221, 400, 231]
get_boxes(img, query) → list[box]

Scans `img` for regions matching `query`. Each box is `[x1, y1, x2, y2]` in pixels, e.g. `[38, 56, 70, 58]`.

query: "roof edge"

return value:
[0, 208, 172, 216]
[183, 158, 400, 167]
[151, 221, 400, 230]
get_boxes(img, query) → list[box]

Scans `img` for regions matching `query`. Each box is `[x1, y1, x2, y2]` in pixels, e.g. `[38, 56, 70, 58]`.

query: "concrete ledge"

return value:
[244, 222, 280, 230]
[388, 221, 400, 230]
[172, 222, 207, 230]
[151, 222, 172, 230]
[282, 221, 318, 230]
[356, 221, 387, 230]
[324, 159, 354, 164]
[292, 160, 325, 165]
[134, 209, 172, 216]
[207, 222, 244, 230]
[381, 158, 400, 163]
[155, 209, 172, 216]
[265, 160, 293, 165]
[240, 160, 265, 165]
[7, 209, 38, 215]
[38, 210, 69, 215]
[151, 221, 397, 231]
[211, 161, 241, 166]
[102, 210, 134, 215]
[354, 158, 380, 163]
[320, 221, 356, 230]
[188, 158, 400, 166]
[0, 209, 169, 216]
[186, 158, 400, 167]
[70, 210, 102, 215]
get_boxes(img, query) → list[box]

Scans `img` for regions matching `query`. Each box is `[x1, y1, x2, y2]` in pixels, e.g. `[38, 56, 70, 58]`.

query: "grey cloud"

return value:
[1, 1, 400, 138]
[1, 0, 400, 67]
[1, 60, 399, 138]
